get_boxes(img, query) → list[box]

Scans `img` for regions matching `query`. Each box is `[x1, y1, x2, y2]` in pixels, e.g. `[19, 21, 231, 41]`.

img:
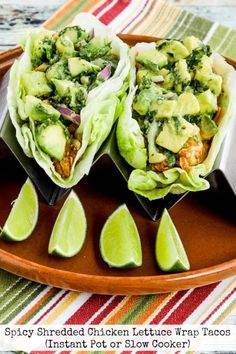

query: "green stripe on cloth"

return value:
[0, 282, 45, 324]
[21, 288, 61, 324]
[0, 269, 21, 293]
[164, 10, 187, 38]
[118, 295, 158, 324]
[47, 0, 92, 30]
[209, 26, 236, 59]
[166, 12, 212, 40]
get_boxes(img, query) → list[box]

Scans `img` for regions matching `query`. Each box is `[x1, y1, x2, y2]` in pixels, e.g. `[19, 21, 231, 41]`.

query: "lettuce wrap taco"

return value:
[8, 13, 130, 188]
[117, 36, 236, 200]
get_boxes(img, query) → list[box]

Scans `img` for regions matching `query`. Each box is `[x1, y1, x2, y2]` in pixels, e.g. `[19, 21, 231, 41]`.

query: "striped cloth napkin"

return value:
[1, 0, 236, 328]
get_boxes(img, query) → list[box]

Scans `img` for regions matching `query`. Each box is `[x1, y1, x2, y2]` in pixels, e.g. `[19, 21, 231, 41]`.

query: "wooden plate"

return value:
[0, 35, 236, 295]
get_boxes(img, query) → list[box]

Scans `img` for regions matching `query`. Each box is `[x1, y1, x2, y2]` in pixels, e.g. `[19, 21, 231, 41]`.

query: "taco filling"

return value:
[19, 26, 118, 179]
[117, 36, 236, 200]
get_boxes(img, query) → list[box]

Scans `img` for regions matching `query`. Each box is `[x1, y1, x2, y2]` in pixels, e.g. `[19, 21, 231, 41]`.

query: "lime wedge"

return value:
[99, 204, 142, 268]
[48, 190, 87, 257]
[155, 209, 190, 272]
[0, 178, 38, 241]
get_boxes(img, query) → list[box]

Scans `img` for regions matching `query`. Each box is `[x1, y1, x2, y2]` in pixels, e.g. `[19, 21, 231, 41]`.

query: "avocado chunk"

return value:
[133, 85, 163, 115]
[153, 100, 177, 119]
[156, 117, 199, 153]
[31, 32, 55, 67]
[46, 60, 70, 81]
[147, 121, 166, 163]
[79, 36, 112, 60]
[158, 40, 189, 61]
[21, 71, 52, 97]
[177, 92, 200, 116]
[56, 36, 75, 56]
[200, 114, 218, 140]
[198, 55, 213, 74]
[59, 26, 89, 44]
[25, 96, 60, 121]
[136, 68, 165, 84]
[195, 71, 222, 96]
[52, 79, 87, 113]
[183, 36, 202, 53]
[52, 79, 74, 97]
[36, 120, 67, 160]
[175, 59, 191, 84]
[136, 49, 168, 72]
[197, 90, 218, 114]
[68, 58, 100, 77]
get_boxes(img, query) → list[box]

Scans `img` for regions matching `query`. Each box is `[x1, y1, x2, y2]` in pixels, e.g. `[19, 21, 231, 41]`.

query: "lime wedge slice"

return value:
[0, 178, 38, 241]
[100, 204, 142, 268]
[155, 209, 190, 272]
[48, 190, 87, 257]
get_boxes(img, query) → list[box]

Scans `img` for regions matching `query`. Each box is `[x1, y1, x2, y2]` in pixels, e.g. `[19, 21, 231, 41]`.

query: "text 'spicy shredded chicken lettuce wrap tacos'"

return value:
[117, 36, 236, 200]
[8, 13, 130, 188]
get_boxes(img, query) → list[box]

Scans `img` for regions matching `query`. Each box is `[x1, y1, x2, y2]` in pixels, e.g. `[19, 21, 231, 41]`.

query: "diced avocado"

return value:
[175, 59, 191, 84]
[52, 79, 74, 97]
[197, 90, 218, 114]
[208, 73, 222, 96]
[147, 121, 166, 163]
[136, 49, 168, 71]
[161, 71, 175, 90]
[46, 60, 69, 81]
[21, 71, 52, 97]
[79, 36, 111, 60]
[52, 79, 87, 113]
[183, 36, 202, 53]
[159, 68, 169, 76]
[56, 35, 75, 55]
[200, 114, 218, 140]
[198, 55, 213, 74]
[59, 26, 89, 44]
[136, 69, 150, 84]
[156, 117, 199, 153]
[136, 68, 164, 84]
[25, 95, 60, 121]
[177, 92, 200, 116]
[133, 85, 163, 115]
[36, 121, 67, 160]
[153, 100, 177, 119]
[195, 71, 222, 96]
[31, 32, 55, 67]
[159, 40, 189, 61]
[68, 58, 100, 77]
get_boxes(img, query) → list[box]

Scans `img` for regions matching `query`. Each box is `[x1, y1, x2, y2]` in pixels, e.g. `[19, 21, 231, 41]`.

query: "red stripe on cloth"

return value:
[99, 0, 132, 25]
[65, 294, 112, 324]
[163, 283, 219, 324]
[91, 296, 125, 324]
[92, 0, 115, 16]
[121, 0, 151, 32]
[33, 290, 70, 324]
[201, 286, 236, 324]
[150, 290, 189, 324]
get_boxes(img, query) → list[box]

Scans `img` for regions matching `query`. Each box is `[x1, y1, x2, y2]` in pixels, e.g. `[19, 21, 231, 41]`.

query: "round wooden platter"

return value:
[0, 34, 236, 295]
[1, 154, 236, 295]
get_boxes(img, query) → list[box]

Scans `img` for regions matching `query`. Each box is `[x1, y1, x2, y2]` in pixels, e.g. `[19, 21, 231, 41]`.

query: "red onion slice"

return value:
[98, 64, 112, 80]
[88, 28, 95, 40]
[57, 105, 81, 125]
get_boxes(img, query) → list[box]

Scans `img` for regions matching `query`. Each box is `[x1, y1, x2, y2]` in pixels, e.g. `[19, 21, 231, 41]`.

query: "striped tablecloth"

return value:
[1, 0, 236, 330]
